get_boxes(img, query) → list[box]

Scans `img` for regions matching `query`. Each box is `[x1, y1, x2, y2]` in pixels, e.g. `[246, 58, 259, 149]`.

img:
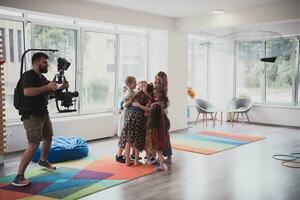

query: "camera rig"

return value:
[20, 49, 79, 113]
[51, 57, 79, 113]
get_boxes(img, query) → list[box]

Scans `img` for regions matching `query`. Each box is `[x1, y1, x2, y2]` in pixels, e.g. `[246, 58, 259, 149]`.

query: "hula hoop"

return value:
[290, 153, 300, 159]
[272, 154, 297, 161]
[281, 161, 300, 169]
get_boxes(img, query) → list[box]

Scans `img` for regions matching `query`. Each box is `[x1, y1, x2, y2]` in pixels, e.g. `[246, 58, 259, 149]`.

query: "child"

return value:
[118, 91, 150, 166]
[130, 80, 148, 160]
[146, 83, 154, 98]
[118, 85, 130, 112]
[137, 81, 147, 92]
[116, 76, 137, 163]
[146, 103, 170, 171]
[153, 84, 172, 164]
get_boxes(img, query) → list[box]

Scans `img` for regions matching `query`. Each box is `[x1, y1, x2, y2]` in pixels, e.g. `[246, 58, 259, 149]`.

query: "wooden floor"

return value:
[1, 122, 300, 200]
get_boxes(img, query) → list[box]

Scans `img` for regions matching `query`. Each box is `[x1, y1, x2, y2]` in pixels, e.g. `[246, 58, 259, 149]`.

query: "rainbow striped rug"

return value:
[0, 156, 155, 200]
[172, 130, 264, 155]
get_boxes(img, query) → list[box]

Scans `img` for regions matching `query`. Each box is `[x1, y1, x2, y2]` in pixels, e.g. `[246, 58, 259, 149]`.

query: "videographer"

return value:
[12, 52, 69, 187]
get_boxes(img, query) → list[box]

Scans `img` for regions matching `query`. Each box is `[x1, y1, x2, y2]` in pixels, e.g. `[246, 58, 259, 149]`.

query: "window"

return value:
[187, 39, 193, 88]
[0, 20, 24, 119]
[118, 34, 147, 93]
[187, 36, 208, 100]
[298, 43, 300, 105]
[17, 30, 22, 62]
[32, 24, 77, 113]
[0, 7, 157, 119]
[0, 28, 5, 60]
[9, 29, 14, 62]
[265, 37, 297, 104]
[236, 36, 300, 106]
[81, 31, 117, 113]
[236, 41, 264, 102]
[298, 39, 300, 105]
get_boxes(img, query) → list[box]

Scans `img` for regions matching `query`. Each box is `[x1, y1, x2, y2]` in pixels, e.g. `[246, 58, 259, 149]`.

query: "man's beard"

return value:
[39, 65, 48, 73]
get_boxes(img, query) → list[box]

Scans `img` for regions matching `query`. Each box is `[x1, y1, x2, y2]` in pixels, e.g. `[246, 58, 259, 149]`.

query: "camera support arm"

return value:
[20, 48, 58, 77]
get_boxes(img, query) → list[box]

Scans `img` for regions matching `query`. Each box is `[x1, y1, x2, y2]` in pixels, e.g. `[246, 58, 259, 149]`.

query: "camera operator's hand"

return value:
[47, 81, 58, 91]
[59, 80, 69, 90]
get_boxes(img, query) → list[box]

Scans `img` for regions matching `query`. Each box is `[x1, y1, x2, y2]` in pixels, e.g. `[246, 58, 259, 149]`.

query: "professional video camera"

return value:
[51, 57, 79, 113]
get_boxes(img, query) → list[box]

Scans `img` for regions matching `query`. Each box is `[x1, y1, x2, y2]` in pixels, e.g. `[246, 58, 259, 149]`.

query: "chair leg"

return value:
[205, 114, 207, 126]
[246, 113, 250, 122]
[237, 113, 239, 122]
[195, 113, 200, 125]
[211, 113, 215, 127]
[202, 113, 205, 124]
[242, 113, 244, 125]
[221, 112, 223, 125]
[230, 112, 234, 127]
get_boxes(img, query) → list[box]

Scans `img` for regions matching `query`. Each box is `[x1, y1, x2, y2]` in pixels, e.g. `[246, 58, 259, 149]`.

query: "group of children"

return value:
[115, 71, 172, 171]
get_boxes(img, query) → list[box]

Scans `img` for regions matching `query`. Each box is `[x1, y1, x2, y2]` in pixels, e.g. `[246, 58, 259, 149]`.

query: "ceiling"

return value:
[79, 0, 292, 17]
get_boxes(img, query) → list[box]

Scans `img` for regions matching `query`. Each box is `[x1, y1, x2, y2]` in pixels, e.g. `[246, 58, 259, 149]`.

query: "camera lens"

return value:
[72, 91, 79, 97]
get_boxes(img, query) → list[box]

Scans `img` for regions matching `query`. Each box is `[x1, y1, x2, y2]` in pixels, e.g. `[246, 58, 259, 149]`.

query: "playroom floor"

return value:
[1, 121, 300, 200]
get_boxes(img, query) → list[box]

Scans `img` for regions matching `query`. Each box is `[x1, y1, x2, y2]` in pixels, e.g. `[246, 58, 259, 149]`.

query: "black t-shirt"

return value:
[20, 69, 49, 116]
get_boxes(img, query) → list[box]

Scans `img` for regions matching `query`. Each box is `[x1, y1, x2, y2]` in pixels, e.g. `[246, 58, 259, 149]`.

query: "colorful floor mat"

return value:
[0, 157, 155, 200]
[172, 130, 265, 155]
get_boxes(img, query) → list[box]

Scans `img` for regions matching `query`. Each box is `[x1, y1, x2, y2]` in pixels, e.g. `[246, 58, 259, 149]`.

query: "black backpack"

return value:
[13, 75, 28, 113]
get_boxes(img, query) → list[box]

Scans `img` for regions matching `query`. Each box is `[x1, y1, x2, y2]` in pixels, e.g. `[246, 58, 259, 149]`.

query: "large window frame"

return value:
[80, 29, 118, 114]
[234, 36, 300, 107]
[31, 22, 79, 116]
[0, 18, 25, 120]
[0, 6, 153, 122]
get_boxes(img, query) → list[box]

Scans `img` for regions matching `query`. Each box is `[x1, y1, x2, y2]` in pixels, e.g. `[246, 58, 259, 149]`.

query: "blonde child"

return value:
[116, 76, 136, 163]
[137, 80, 147, 92]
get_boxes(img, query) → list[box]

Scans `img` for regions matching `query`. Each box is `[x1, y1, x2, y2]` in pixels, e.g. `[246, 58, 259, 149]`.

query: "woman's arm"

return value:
[123, 98, 133, 108]
[132, 102, 150, 112]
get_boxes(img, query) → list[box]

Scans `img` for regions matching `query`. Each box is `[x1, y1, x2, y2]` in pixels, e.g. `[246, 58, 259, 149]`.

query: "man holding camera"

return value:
[12, 52, 69, 187]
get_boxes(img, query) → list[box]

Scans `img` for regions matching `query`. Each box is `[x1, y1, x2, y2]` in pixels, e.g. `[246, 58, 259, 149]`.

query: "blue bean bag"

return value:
[32, 136, 89, 163]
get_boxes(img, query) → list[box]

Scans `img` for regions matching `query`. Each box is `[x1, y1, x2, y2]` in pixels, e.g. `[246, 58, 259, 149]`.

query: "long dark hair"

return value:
[147, 103, 163, 130]
[155, 71, 168, 93]
[153, 84, 169, 109]
[146, 83, 154, 97]
[134, 91, 149, 106]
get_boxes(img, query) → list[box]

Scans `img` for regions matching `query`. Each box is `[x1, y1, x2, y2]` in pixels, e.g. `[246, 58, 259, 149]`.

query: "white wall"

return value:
[148, 30, 168, 80]
[248, 105, 300, 127]
[257, 20, 300, 36]
[0, 0, 175, 30]
[168, 31, 188, 131]
[5, 114, 117, 152]
[177, 0, 300, 32]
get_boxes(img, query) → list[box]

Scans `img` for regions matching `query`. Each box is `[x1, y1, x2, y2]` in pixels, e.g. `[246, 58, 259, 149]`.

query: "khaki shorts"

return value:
[22, 115, 53, 144]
